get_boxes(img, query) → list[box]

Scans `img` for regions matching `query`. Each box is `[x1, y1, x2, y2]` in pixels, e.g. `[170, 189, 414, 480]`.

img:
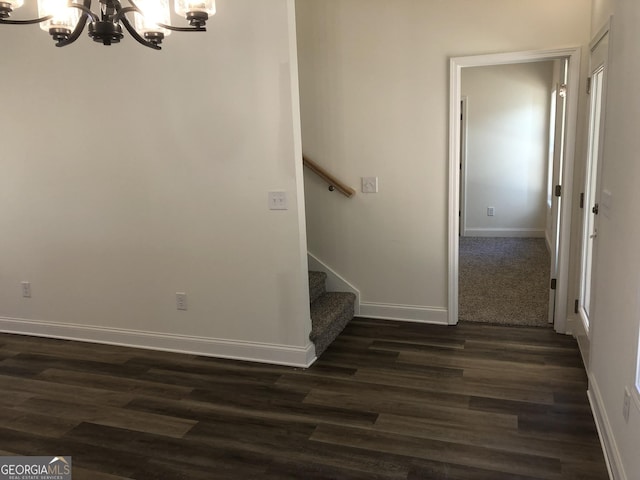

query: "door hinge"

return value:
[592, 203, 599, 215]
[575, 299, 579, 314]
[555, 185, 562, 197]
[580, 192, 584, 209]
[550, 278, 557, 290]
[587, 77, 592, 95]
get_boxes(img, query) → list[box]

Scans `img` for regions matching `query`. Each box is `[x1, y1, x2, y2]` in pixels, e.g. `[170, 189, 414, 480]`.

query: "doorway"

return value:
[458, 61, 557, 327]
[448, 48, 582, 333]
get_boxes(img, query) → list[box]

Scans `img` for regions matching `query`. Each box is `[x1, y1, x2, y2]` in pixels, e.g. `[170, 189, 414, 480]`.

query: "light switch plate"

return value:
[21, 281, 31, 298]
[176, 292, 187, 311]
[362, 177, 378, 193]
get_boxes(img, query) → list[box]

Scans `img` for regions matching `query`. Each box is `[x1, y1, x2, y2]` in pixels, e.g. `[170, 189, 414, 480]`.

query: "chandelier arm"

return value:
[69, 2, 99, 23]
[112, 6, 137, 24]
[0, 15, 53, 25]
[156, 22, 206, 33]
[120, 14, 161, 50]
[125, 0, 141, 13]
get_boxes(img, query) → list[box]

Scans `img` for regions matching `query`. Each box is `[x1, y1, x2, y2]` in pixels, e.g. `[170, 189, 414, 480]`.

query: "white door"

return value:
[548, 60, 569, 324]
[577, 28, 609, 346]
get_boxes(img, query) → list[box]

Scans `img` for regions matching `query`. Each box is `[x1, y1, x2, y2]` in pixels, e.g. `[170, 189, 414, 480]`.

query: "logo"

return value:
[0, 456, 72, 480]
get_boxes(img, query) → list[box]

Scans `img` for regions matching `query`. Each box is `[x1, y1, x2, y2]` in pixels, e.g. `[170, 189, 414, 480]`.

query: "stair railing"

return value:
[303, 156, 356, 198]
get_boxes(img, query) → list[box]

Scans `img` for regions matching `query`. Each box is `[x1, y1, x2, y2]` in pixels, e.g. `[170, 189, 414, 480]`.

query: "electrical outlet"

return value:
[623, 388, 631, 423]
[21, 281, 31, 298]
[176, 292, 188, 311]
[487, 207, 495, 217]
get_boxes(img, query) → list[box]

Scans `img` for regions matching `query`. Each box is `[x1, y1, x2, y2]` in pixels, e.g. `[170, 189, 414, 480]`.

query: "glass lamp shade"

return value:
[174, 0, 215, 16]
[37, 0, 80, 32]
[134, 0, 171, 36]
[7, 0, 24, 9]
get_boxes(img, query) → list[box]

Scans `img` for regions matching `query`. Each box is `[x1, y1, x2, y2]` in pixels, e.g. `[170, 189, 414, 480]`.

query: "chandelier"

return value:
[0, 0, 215, 49]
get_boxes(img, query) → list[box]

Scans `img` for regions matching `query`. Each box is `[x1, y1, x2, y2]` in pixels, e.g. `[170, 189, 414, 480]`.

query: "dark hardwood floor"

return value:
[0, 318, 609, 479]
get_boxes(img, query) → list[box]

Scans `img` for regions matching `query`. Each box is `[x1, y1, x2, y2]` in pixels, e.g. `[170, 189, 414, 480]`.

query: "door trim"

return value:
[448, 47, 582, 333]
[460, 96, 468, 236]
[574, 17, 612, 368]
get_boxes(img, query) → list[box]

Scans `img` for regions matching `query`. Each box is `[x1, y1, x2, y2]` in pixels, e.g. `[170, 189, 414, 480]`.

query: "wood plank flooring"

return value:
[0, 319, 609, 479]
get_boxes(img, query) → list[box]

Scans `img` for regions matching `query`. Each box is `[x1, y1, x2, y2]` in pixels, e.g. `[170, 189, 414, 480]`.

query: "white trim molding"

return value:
[288, 0, 313, 345]
[589, 375, 626, 480]
[359, 303, 448, 324]
[0, 316, 316, 368]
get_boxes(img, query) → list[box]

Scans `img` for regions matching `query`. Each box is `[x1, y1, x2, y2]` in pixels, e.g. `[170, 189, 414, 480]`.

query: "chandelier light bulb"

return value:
[174, 0, 215, 16]
[5, 0, 24, 9]
[37, 0, 80, 35]
[174, 0, 215, 27]
[134, 0, 171, 44]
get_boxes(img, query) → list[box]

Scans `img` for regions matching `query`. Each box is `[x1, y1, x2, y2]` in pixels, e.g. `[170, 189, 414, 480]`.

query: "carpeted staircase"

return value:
[308, 271, 356, 357]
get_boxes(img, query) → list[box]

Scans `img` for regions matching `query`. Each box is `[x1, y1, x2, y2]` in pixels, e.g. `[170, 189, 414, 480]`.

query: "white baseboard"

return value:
[308, 252, 361, 315]
[463, 228, 545, 238]
[588, 375, 625, 480]
[359, 303, 448, 324]
[0, 316, 316, 368]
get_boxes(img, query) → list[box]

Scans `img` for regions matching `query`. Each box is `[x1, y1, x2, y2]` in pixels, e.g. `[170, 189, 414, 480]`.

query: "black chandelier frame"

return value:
[0, 0, 208, 50]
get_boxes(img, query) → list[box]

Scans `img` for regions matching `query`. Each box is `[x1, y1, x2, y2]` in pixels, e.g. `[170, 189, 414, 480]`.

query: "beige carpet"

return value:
[459, 237, 551, 327]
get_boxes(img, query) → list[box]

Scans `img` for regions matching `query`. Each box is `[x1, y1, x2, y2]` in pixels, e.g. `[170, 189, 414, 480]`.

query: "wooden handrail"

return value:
[303, 156, 356, 198]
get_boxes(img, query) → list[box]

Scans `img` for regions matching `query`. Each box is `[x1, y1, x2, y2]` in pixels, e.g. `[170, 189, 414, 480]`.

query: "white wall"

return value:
[585, 1, 640, 477]
[462, 62, 554, 237]
[0, 0, 314, 366]
[296, 0, 591, 321]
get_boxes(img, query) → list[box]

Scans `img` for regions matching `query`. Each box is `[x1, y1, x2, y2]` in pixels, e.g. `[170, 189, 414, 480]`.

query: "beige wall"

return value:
[586, 0, 640, 477]
[0, 1, 313, 365]
[296, 0, 591, 320]
[462, 62, 554, 237]
[592, 0, 614, 32]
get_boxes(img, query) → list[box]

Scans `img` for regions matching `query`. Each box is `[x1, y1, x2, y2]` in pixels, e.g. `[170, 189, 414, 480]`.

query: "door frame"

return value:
[447, 47, 582, 333]
[574, 19, 612, 362]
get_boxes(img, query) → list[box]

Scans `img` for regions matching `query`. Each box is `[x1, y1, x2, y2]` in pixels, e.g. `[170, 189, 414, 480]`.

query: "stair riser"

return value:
[308, 271, 327, 304]
[309, 282, 325, 304]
